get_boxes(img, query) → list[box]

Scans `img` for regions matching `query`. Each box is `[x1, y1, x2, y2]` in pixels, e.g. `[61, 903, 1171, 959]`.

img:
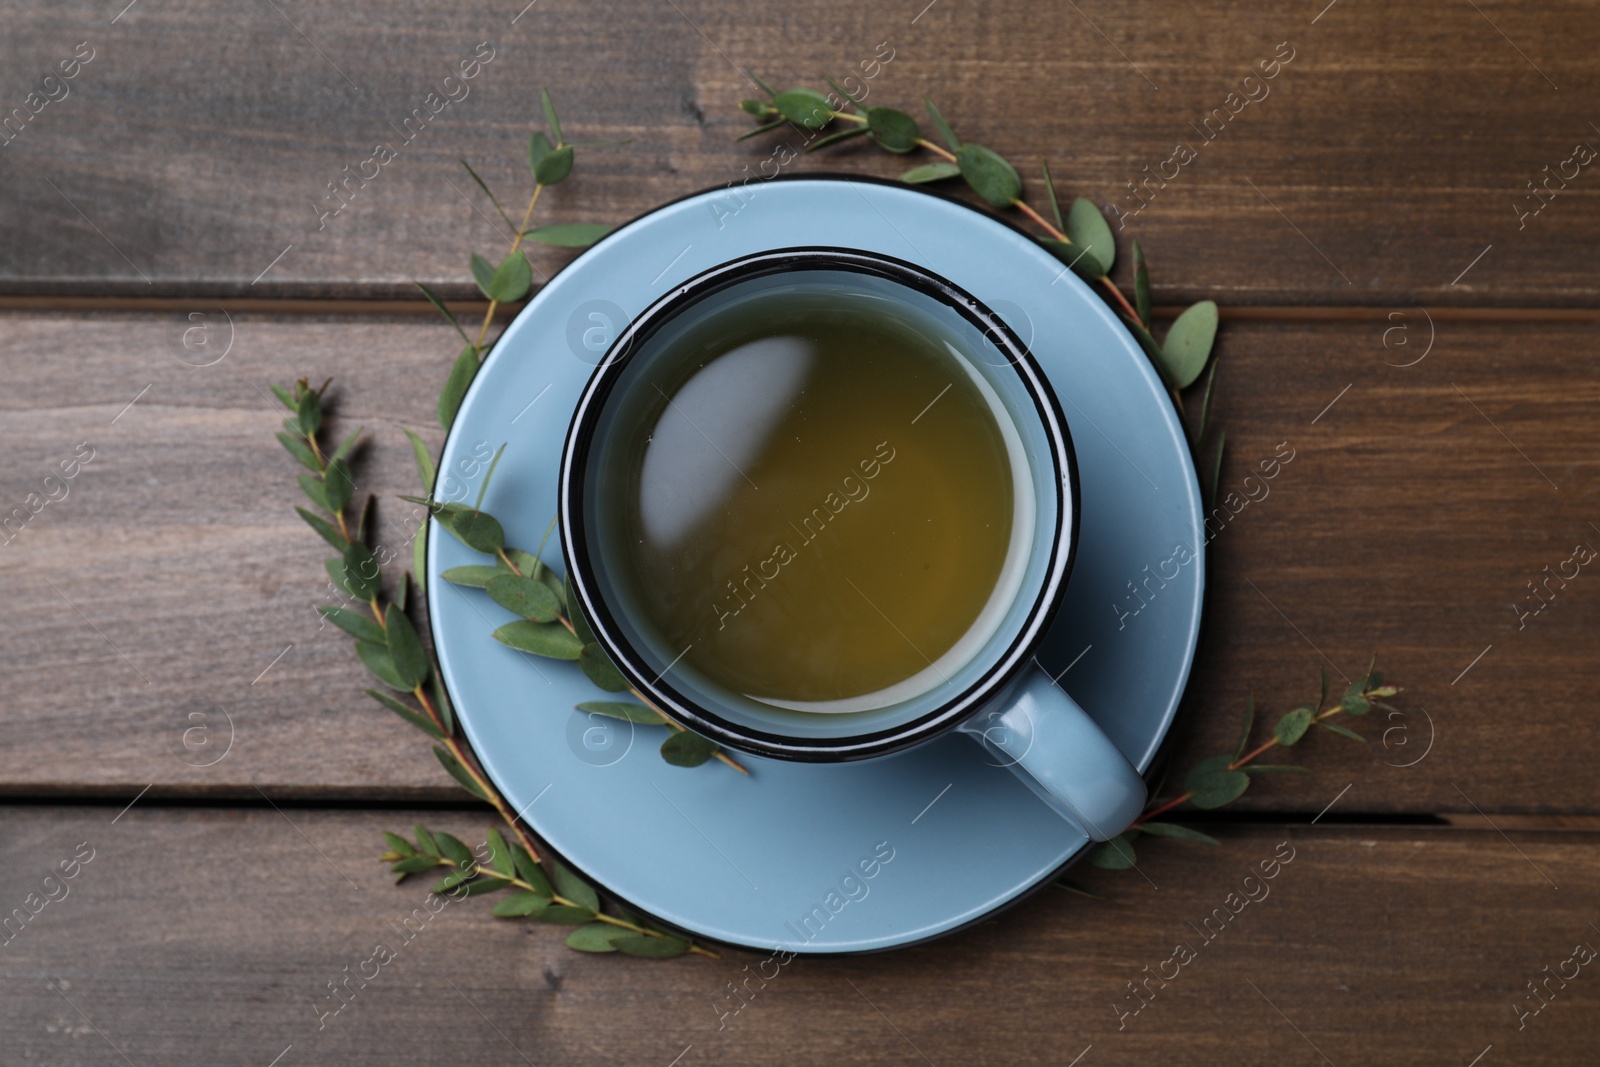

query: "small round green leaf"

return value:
[534, 144, 574, 184]
[772, 87, 832, 129]
[493, 620, 583, 660]
[1184, 754, 1250, 809]
[527, 131, 554, 175]
[866, 107, 920, 153]
[384, 604, 429, 689]
[440, 507, 505, 554]
[485, 574, 561, 621]
[660, 729, 717, 767]
[565, 922, 622, 952]
[1066, 197, 1116, 277]
[486, 252, 532, 304]
[1340, 694, 1372, 716]
[1087, 831, 1138, 869]
[1161, 300, 1219, 389]
[901, 161, 961, 184]
[956, 144, 1021, 207]
[470, 253, 496, 299]
[1274, 706, 1315, 746]
[524, 222, 611, 248]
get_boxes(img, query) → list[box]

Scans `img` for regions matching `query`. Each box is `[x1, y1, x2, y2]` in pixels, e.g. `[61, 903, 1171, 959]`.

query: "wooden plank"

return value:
[2, 807, 1596, 1064]
[0, 1, 1596, 304]
[1, 312, 1597, 811]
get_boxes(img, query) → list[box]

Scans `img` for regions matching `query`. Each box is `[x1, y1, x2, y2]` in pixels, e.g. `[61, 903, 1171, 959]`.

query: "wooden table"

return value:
[4, 2, 1598, 1063]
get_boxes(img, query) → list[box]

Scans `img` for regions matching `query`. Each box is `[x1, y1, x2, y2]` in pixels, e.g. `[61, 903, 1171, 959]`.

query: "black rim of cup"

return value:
[559, 246, 1080, 762]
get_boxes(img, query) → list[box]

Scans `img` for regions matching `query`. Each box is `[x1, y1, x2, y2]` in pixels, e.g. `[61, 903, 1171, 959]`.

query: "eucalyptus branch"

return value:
[736, 76, 1226, 498]
[1080, 658, 1404, 873]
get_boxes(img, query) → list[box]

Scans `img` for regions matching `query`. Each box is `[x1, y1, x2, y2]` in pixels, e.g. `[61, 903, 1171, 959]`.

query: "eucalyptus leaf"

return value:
[269, 381, 295, 410]
[340, 542, 381, 600]
[296, 389, 322, 437]
[442, 565, 504, 589]
[805, 126, 870, 152]
[924, 98, 961, 149]
[540, 88, 563, 145]
[366, 688, 443, 738]
[1274, 706, 1315, 746]
[298, 474, 330, 511]
[578, 645, 630, 692]
[383, 831, 416, 857]
[493, 891, 551, 917]
[357, 640, 409, 692]
[320, 605, 385, 643]
[458, 877, 512, 897]
[485, 828, 512, 877]
[739, 98, 770, 117]
[1340, 694, 1372, 716]
[402, 428, 436, 493]
[298, 508, 349, 552]
[1133, 241, 1152, 328]
[470, 253, 496, 299]
[524, 222, 611, 247]
[900, 161, 961, 183]
[323, 458, 355, 515]
[565, 922, 622, 952]
[432, 868, 474, 894]
[576, 700, 663, 724]
[330, 426, 362, 464]
[1161, 300, 1219, 389]
[772, 87, 832, 129]
[866, 107, 920, 153]
[277, 431, 320, 472]
[384, 604, 429, 689]
[511, 845, 553, 896]
[439, 507, 505, 554]
[438, 345, 479, 430]
[549, 859, 600, 913]
[1184, 754, 1250, 809]
[485, 574, 561, 622]
[411, 824, 440, 858]
[1041, 161, 1064, 230]
[493, 620, 584, 660]
[822, 73, 865, 110]
[433, 745, 489, 800]
[435, 832, 474, 869]
[1320, 721, 1367, 743]
[1087, 832, 1138, 869]
[1066, 197, 1115, 276]
[612, 934, 690, 958]
[1139, 822, 1219, 845]
[956, 144, 1021, 207]
[486, 252, 532, 304]
[391, 855, 437, 876]
[660, 729, 716, 767]
[501, 547, 543, 577]
[535, 904, 598, 924]
[735, 117, 788, 142]
[430, 668, 455, 737]
[527, 131, 554, 175]
[458, 157, 515, 231]
[534, 145, 574, 184]
[414, 281, 472, 346]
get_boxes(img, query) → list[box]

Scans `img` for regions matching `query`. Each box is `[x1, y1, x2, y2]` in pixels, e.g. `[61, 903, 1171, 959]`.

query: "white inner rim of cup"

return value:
[754, 338, 1036, 714]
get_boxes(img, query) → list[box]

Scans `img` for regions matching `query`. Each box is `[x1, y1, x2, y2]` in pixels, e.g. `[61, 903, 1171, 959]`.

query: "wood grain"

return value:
[1, 312, 1597, 814]
[1, 806, 1596, 1065]
[0, 1, 1597, 304]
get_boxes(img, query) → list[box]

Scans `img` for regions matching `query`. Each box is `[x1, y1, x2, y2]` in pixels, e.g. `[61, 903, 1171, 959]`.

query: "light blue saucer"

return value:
[428, 176, 1204, 953]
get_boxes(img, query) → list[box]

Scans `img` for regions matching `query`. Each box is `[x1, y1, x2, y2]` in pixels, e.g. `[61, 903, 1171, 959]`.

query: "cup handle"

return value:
[956, 669, 1146, 841]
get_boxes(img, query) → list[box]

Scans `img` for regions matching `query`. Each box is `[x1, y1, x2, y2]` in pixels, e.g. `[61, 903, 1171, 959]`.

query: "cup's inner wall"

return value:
[579, 266, 1062, 741]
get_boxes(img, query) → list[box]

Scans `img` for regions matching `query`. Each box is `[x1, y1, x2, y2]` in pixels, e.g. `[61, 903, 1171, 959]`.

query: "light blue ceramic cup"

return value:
[560, 248, 1146, 842]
